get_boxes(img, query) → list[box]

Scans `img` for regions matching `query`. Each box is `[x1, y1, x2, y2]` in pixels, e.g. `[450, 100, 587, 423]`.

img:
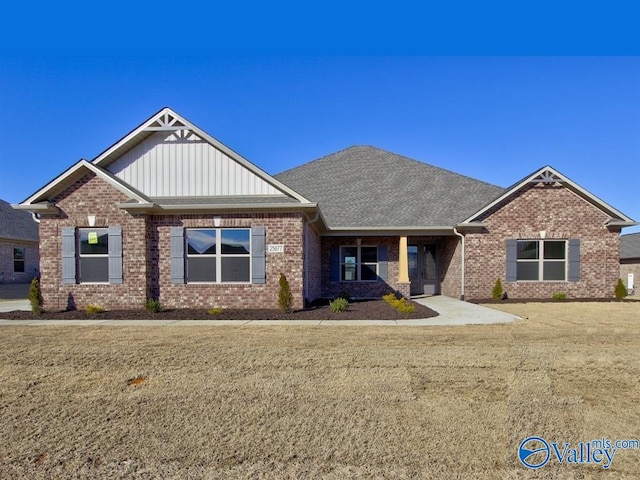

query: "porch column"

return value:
[398, 236, 409, 283]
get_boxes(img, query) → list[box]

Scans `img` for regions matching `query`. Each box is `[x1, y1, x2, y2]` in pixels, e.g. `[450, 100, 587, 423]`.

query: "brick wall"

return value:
[39, 172, 306, 311]
[150, 213, 305, 310]
[0, 239, 39, 283]
[620, 261, 639, 296]
[465, 183, 621, 300]
[305, 222, 322, 302]
[321, 236, 400, 299]
[39, 173, 148, 310]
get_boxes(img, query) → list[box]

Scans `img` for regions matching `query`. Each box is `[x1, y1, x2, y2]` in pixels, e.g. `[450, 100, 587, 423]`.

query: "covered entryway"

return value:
[408, 242, 440, 296]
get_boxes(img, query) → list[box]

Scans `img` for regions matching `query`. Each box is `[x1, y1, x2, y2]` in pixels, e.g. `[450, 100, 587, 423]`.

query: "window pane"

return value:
[187, 229, 216, 255]
[221, 257, 250, 282]
[221, 229, 250, 254]
[517, 241, 538, 260]
[361, 247, 378, 263]
[517, 262, 539, 281]
[342, 264, 357, 281]
[360, 264, 378, 281]
[543, 261, 566, 281]
[79, 257, 109, 282]
[188, 257, 216, 282]
[13, 248, 25, 273]
[341, 247, 358, 264]
[544, 241, 566, 260]
[13, 248, 24, 261]
[80, 229, 108, 255]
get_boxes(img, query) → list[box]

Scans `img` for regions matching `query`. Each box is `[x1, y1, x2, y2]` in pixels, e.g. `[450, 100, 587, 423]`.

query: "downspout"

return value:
[304, 210, 321, 304]
[453, 227, 465, 301]
[31, 212, 41, 224]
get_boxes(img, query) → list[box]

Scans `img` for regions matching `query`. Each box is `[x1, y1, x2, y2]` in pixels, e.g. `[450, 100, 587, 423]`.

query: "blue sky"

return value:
[1, 56, 638, 233]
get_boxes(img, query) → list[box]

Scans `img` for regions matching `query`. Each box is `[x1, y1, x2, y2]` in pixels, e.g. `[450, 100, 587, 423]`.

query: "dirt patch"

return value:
[0, 299, 438, 321]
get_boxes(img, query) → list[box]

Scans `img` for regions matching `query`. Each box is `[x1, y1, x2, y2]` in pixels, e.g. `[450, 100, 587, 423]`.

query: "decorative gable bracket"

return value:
[145, 111, 188, 131]
[530, 168, 563, 185]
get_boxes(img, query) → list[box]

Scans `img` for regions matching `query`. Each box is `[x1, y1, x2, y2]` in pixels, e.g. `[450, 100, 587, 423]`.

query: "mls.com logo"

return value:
[519, 436, 551, 469]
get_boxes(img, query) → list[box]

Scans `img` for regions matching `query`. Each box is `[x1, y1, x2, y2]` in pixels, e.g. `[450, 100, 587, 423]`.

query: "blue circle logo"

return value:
[519, 436, 550, 469]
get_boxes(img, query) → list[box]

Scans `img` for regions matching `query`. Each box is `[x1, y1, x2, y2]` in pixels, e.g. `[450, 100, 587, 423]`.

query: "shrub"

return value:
[85, 304, 105, 314]
[143, 298, 162, 313]
[28, 277, 43, 314]
[329, 297, 349, 312]
[552, 292, 567, 301]
[615, 278, 628, 300]
[382, 293, 416, 316]
[491, 279, 504, 301]
[278, 273, 293, 313]
[208, 307, 224, 316]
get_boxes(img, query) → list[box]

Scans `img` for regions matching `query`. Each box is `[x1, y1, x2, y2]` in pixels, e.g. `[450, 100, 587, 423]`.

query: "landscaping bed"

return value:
[0, 298, 438, 321]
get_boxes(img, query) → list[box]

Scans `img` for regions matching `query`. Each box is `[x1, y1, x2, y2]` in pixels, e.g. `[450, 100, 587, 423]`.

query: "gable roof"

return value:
[0, 198, 38, 242]
[621, 232, 640, 259]
[275, 146, 505, 230]
[463, 165, 637, 227]
[93, 107, 312, 204]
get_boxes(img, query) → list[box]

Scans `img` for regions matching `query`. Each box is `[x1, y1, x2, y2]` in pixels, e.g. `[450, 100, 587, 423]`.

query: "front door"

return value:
[408, 243, 439, 296]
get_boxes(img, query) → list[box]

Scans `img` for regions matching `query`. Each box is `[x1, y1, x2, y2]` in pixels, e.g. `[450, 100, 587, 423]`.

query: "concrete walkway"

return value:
[0, 296, 519, 326]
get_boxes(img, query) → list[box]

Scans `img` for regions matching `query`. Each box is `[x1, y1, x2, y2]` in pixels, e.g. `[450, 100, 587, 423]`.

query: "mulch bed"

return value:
[1, 299, 438, 321]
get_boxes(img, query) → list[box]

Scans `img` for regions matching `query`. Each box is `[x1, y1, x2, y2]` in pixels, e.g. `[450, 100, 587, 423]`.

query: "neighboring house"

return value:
[620, 232, 640, 295]
[13, 108, 637, 310]
[0, 198, 39, 283]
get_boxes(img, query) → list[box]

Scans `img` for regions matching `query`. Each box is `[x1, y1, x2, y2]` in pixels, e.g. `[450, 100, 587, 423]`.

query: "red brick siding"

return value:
[39, 173, 148, 310]
[151, 213, 305, 310]
[321, 237, 400, 299]
[465, 183, 621, 300]
[305, 223, 322, 302]
[39, 172, 306, 310]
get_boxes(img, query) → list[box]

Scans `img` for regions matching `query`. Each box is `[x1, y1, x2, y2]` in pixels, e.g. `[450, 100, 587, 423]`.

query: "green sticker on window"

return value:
[88, 231, 98, 244]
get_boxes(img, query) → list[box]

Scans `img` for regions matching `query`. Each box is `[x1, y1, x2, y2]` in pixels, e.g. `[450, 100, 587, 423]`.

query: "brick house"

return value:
[620, 233, 640, 295]
[0, 198, 39, 283]
[13, 108, 637, 310]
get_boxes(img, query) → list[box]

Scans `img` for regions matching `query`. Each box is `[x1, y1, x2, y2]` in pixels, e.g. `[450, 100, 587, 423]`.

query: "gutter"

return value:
[453, 227, 465, 301]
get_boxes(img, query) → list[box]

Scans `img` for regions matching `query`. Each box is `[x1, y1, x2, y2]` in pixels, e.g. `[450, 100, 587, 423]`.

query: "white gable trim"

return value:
[92, 107, 313, 204]
[20, 160, 151, 205]
[463, 165, 636, 224]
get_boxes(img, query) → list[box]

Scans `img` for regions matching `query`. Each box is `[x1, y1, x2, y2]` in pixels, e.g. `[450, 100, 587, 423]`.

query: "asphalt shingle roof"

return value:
[0, 199, 39, 242]
[275, 146, 505, 229]
[621, 232, 640, 260]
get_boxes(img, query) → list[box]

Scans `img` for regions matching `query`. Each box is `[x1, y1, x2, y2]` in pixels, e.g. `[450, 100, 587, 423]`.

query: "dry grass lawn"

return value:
[1, 302, 639, 479]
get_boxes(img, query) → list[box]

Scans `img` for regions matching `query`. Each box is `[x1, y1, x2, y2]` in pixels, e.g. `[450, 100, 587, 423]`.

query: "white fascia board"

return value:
[462, 165, 636, 224]
[92, 107, 314, 205]
[117, 202, 318, 213]
[321, 226, 458, 237]
[20, 160, 150, 205]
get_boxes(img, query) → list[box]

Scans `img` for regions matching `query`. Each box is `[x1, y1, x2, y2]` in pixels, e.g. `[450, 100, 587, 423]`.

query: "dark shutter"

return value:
[170, 227, 185, 284]
[251, 226, 266, 284]
[61, 226, 76, 284]
[568, 239, 580, 282]
[330, 245, 340, 282]
[108, 226, 123, 284]
[378, 244, 388, 281]
[506, 239, 518, 282]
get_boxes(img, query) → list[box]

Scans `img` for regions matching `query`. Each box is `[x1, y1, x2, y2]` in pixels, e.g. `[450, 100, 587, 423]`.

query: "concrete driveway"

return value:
[0, 283, 30, 312]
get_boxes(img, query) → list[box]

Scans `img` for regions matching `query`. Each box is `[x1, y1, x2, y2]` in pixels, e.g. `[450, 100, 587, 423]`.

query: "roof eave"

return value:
[321, 226, 459, 236]
[12, 202, 60, 214]
[117, 202, 318, 214]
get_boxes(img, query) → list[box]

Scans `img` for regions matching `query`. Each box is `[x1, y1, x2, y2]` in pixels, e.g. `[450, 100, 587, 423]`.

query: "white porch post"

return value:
[398, 236, 409, 283]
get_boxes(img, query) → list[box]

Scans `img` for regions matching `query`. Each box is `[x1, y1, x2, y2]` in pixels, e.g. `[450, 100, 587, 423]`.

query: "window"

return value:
[78, 228, 109, 283]
[13, 248, 25, 273]
[340, 246, 378, 281]
[186, 228, 251, 283]
[516, 240, 566, 281]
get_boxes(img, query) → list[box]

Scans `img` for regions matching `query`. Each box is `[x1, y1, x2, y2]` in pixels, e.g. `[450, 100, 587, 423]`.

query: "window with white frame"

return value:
[186, 228, 251, 283]
[13, 247, 25, 273]
[516, 240, 566, 281]
[78, 228, 109, 283]
[340, 246, 378, 281]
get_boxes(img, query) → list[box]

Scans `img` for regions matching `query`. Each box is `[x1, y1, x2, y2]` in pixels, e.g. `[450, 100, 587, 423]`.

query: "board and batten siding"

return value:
[106, 131, 281, 197]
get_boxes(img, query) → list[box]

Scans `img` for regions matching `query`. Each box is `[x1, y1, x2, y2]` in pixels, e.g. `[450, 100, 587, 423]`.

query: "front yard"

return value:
[0, 302, 639, 478]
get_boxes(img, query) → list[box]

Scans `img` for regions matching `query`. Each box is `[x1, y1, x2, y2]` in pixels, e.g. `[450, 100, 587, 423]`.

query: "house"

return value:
[0, 198, 39, 283]
[13, 108, 637, 310]
[620, 232, 640, 295]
